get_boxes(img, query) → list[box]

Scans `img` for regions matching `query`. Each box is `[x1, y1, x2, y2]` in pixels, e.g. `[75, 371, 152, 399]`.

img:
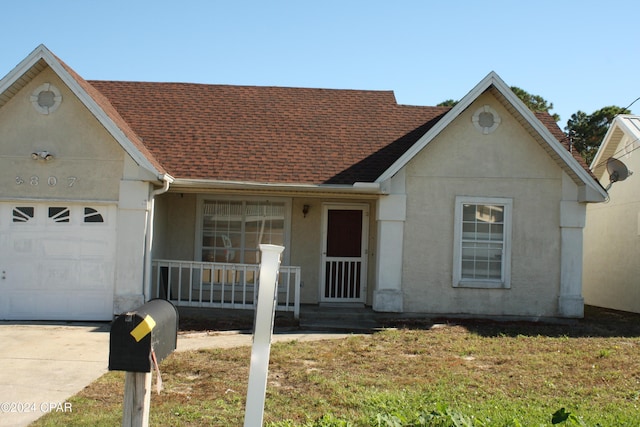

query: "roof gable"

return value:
[376, 72, 606, 202]
[0, 44, 167, 181]
[591, 114, 640, 180]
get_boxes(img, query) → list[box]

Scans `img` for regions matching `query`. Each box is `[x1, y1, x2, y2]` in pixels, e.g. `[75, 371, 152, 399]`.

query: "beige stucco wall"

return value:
[0, 68, 124, 201]
[584, 139, 640, 313]
[290, 198, 321, 303]
[401, 92, 565, 317]
[153, 192, 197, 260]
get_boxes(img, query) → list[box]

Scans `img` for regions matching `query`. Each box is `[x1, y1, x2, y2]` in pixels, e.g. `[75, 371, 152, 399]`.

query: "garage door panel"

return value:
[72, 293, 113, 319]
[4, 260, 39, 289]
[41, 260, 77, 288]
[0, 203, 116, 321]
[41, 238, 80, 258]
[80, 238, 115, 258]
[6, 291, 111, 321]
[40, 236, 113, 259]
[8, 234, 37, 255]
[79, 261, 114, 289]
[7, 291, 69, 319]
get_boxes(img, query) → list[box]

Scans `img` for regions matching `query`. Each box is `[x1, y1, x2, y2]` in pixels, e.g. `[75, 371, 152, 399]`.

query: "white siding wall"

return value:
[584, 133, 640, 313]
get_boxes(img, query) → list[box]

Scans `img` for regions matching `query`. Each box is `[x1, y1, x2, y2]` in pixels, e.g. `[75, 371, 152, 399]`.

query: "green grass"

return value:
[31, 309, 640, 426]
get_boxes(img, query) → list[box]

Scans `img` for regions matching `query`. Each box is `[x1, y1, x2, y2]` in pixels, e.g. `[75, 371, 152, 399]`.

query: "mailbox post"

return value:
[109, 299, 178, 427]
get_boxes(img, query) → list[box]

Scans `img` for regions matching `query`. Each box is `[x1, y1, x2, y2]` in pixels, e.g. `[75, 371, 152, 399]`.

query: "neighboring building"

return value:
[584, 115, 640, 313]
[0, 45, 607, 321]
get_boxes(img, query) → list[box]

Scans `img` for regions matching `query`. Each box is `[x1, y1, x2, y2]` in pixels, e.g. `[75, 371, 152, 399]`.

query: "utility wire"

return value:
[623, 96, 640, 112]
[591, 136, 640, 171]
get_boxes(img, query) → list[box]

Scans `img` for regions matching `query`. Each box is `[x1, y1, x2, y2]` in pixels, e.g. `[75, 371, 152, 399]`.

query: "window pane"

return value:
[461, 244, 476, 260]
[462, 223, 476, 240]
[461, 260, 475, 277]
[84, 207, 104, 223]
[488, 261, 502, 279]
[202, 200, 285, 264]
[13, 207, 34, 223]
[490, 224, 503, 241]
[49, 207, 70, 223]
[476, 205, 503, 223]
[460, 234, 503, 280]
[244, 249, 260, 264]
[490, 206, 503, 223]
[462, 204, 476, 221]
[476, 222, 490, 239]
[202, 201, 242, 262]
[488, 244, 502, 260]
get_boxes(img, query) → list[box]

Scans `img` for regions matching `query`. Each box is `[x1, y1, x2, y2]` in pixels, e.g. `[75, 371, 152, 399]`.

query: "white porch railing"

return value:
[151, 259, 301, 318]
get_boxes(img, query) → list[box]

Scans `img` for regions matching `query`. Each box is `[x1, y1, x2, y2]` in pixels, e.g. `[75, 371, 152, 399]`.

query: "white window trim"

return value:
[452, 196, 512, 289]
[30, 83, 63, 115]
[195, 195, 292, 265]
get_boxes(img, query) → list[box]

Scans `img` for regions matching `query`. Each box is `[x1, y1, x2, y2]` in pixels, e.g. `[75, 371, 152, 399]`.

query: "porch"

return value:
[151, 259, 301, 318]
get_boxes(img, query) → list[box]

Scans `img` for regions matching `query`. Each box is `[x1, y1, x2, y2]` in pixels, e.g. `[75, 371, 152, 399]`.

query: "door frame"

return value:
[319, 203, 369, 304]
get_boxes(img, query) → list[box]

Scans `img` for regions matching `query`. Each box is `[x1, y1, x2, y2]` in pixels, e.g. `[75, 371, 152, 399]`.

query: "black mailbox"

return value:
[109, 299, 179, 372]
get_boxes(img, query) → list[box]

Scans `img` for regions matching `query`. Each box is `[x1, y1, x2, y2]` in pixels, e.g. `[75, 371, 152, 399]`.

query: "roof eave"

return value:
[169, 178, 383, 195]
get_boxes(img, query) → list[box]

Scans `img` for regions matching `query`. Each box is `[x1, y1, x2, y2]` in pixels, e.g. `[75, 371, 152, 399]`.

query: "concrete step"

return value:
[299, 305, 382, 332]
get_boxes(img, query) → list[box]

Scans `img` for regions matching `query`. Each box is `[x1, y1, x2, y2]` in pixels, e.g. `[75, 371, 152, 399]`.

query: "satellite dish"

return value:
[605, 157, 632, 190]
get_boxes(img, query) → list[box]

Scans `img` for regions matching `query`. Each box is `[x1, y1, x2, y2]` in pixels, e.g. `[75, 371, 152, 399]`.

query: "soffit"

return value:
[0, 58, 48, 108]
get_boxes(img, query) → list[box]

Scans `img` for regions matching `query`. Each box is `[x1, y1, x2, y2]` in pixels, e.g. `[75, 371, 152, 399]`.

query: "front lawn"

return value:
[32, 307, 640, 426]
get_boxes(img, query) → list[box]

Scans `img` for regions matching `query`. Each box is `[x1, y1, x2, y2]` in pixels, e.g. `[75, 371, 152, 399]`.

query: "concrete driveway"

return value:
[0, 322, 110, 427]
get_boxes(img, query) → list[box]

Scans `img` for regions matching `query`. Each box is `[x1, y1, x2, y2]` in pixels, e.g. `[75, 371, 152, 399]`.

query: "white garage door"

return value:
[0, 203, 116, 320]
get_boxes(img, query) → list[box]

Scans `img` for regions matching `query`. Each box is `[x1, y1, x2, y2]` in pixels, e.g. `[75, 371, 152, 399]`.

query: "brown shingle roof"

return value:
[534, 112, 597, 180]
[86, 80, 584, 186]
[55, 59, 166, 176]
[87, 81, 449, 185]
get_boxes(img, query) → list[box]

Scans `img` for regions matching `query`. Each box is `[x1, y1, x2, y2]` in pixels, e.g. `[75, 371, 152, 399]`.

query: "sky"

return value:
[1, 1, 638, 129]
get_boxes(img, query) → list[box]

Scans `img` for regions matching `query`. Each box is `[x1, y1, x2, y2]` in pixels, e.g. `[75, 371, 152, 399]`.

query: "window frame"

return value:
[195, 195, 291, 265]
[452, 196, 512, 289]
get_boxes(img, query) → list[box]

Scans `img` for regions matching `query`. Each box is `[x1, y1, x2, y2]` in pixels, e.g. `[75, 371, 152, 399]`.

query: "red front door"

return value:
[321, 204, 368, 303]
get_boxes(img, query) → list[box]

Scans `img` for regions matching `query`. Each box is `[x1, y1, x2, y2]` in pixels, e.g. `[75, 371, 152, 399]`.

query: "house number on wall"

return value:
[15, 175, 78, 187]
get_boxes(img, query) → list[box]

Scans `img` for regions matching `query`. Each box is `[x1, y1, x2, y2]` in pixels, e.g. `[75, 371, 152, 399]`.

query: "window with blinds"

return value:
[453, 196, 512, 288]
[201, 200, 285, 264]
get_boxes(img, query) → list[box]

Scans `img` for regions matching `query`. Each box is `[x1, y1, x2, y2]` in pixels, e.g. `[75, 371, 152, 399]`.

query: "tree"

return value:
[509, 86, 560, 122]
[565, 106, 630, 165]
[437, 99, 458, 107]
[437, 87, 559, 120]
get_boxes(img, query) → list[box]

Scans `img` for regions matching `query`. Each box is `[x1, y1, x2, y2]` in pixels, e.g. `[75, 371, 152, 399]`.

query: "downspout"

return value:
[144, 175, 172, 301]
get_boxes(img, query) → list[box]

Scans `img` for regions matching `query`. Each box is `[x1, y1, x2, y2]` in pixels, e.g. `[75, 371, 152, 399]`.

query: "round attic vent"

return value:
[472, 105, 501, 134]
[30, 83, 62, 114]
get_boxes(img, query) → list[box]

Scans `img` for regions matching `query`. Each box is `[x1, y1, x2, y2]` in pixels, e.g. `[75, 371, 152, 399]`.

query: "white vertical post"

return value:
[243, 244, 284, 427]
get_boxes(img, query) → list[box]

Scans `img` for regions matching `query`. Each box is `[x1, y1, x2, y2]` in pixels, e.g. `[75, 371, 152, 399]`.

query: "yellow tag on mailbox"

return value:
[130, 314, 156, 342]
